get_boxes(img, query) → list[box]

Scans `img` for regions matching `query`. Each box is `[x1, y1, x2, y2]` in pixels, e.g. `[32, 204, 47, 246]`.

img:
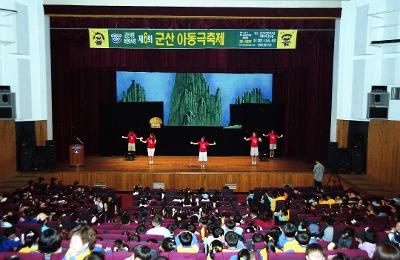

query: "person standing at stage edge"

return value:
[190, 136, 216, 169]
[263, 130, 283, 158]
[140, 133, 157, 165]
[244, 132, 262, 165]
[313, 160, 325, 191]
[121, 130, 141, 159]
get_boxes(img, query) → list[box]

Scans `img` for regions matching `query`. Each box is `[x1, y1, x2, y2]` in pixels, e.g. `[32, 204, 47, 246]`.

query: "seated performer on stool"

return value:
[263, 130, 283, 159]
[190, 136, 216, 169]
[140, 133, 157, 165]
[244, 132, 262, 165]
[121, 130, 141, 159]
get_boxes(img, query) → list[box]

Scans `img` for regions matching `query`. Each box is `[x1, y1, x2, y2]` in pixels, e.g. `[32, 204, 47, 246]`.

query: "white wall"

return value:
[0, 0, 52, 138]
[43, 0, 344, 8]
[331, 0, 400, 141]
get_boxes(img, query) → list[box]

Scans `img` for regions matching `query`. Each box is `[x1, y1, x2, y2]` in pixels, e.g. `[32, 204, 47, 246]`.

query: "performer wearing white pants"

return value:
[190, 136, 216, 169]
[140, 133, 157, 164]
[244, 132, 262, 165]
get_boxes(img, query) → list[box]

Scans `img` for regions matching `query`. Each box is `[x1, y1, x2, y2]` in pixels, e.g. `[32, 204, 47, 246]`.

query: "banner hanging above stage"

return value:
[88, 29, 297, 49]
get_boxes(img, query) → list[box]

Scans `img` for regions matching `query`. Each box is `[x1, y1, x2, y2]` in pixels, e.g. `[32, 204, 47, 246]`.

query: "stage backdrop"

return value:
[116, 72, 273, 126]
[48, 7, 335, 162]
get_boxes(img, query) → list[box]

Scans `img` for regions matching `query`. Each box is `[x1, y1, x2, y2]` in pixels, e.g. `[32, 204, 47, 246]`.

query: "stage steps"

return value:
[340, 174, 398, 197]
[0, 172, 40, 193]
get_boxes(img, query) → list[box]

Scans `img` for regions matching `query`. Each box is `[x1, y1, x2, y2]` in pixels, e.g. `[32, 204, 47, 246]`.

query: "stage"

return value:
[39, 156, 318, 192]
[63, 156, 312, 173]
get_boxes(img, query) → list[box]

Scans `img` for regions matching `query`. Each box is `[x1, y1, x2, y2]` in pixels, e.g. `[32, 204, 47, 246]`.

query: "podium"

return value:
[69, 144, 84, 166]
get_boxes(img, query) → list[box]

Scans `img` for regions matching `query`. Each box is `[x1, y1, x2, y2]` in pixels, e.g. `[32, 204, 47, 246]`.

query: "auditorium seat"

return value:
[127, 242, 160, 250]
[0, 252, 45, 260]
[104, 252, 132, 260]
[138, 234, 164, 242]
[317, 240, 330, 248]
[159, 252, 207, 259]
[253, 242, 266, 251]
[326, 249, 369, 258]
[267, 252, 305, 260]
[376, 231, 389, 244]
[95, 229, 125, 234]
[61, 239, 70, 248]
[213, 251, 261, 260]
[17, 223, 41, 233]
[97, 233, 128, 241]
[50, 253, 65, 260]
[95, 224, 121, 230]
[95, 241, 110, 248]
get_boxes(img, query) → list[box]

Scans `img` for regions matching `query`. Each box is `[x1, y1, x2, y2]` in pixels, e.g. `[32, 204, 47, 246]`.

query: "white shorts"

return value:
[269, 144, 277, 150]
[250, 147, 259, 157]
[128, 143, 136, 151]
[147, 148, 155, 157]
[199, 152, 208, 162]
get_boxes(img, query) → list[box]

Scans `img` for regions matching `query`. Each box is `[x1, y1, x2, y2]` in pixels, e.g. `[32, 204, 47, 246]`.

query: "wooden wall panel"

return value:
[336, 119, 349, 148]
[0, 121, 16, 179]
[367, 120, 400, 190]
[35, 120, 47, 146]
[44, 171, 319, 192]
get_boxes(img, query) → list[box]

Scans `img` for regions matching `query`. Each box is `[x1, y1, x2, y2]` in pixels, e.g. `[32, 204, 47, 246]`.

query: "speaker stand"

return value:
[327, 171, 342, 187]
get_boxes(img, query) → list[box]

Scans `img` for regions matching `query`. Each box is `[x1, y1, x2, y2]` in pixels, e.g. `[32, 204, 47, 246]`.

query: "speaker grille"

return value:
[0, 107, 12, 119]
[368, 107, 388, 119]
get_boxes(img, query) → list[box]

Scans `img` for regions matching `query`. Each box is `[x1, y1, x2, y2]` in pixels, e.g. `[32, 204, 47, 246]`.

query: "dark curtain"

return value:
[50, 16, 334, 162]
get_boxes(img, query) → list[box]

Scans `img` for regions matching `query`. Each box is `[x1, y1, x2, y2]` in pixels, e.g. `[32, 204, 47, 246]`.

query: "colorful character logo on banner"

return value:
[277, 30, 297, 49]
[89, 29, 110, 48]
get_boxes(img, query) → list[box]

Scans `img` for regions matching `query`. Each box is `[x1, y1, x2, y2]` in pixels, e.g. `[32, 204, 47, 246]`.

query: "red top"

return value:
[128, 133, 136, 143]
[146, 137, 156, 148]
[265, 133, 278, 144]
[250, 137, 259, 147]
[198, 141, 209, 152]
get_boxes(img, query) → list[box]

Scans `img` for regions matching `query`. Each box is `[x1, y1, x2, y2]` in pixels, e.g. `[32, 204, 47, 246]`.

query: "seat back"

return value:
[159, 252, 207, 260]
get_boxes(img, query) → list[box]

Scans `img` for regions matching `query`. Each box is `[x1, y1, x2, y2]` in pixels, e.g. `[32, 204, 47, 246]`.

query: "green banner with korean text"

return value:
[89, 29, 297, 49]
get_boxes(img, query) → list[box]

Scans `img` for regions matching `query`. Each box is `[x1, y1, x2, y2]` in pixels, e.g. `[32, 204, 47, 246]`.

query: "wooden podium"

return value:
[69, 144, 84, 166]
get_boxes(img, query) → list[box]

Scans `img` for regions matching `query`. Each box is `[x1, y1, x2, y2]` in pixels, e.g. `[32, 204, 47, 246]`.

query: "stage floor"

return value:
[62, 156, 312, 173]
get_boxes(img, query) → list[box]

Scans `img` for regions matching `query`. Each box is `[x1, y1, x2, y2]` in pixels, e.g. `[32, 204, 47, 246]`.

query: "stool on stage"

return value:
[69, 144, 85, 166]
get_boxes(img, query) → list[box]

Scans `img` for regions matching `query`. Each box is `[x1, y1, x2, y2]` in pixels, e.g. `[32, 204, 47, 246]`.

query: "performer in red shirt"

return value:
[140, 133, 157, 165]
[244, 132, 262, 165]
[190, 136, 216, 169]
[121, 130, 141, 159]
[263, 130, 283, 158]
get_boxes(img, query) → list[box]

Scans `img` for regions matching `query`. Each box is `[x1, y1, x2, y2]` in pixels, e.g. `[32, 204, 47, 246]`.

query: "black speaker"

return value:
[351, 149, 364, 173]
[327, 142, 338, 171]
[19, 146, 33, 172]
[337, 148, 351, 173]
[32, 146, 47, 171]
[46, 140, 57, 170]
[349, 133, 366, 173]
[16, 122, 36, 171]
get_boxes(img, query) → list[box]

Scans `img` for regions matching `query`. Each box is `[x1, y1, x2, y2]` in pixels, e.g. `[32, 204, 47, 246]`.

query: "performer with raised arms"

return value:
[190, 136, 216, 169]
[244, 132, 262, 165]
[140, 133, 157, 165]
[263, 130, 283, 159]
[121, 129, 141, 159]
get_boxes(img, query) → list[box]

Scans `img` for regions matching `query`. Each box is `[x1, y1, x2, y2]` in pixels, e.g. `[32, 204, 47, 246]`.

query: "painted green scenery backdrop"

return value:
[117, 72, 273, 126]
